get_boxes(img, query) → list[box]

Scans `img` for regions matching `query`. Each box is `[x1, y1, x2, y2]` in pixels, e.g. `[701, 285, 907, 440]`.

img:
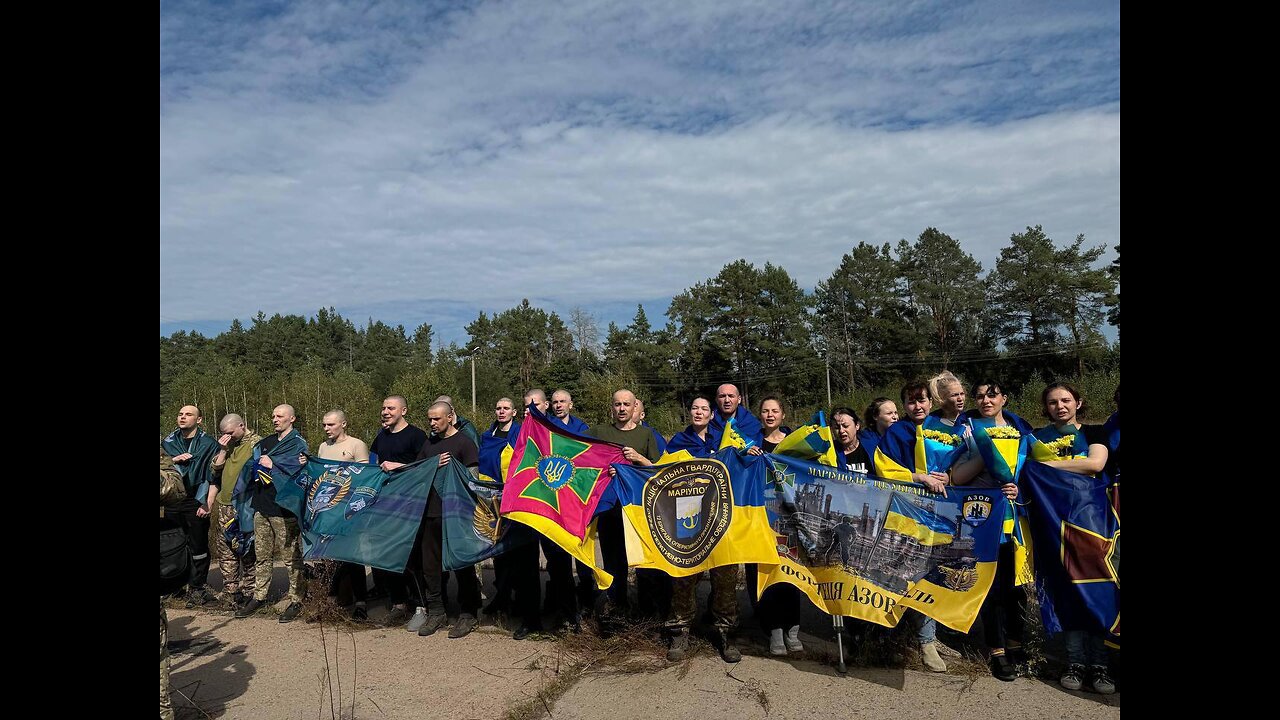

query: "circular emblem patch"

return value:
[643, 459, 733, 569]
[536, 456, 575, 490]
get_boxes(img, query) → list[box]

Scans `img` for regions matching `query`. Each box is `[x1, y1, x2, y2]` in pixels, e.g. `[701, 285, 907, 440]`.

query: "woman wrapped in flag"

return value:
[872, 380, 982, 673]
[664, 396, 741, 663]
[1034, 382, 1114, 695]
[873, 380, 978, 493]
[953, 378, 1032, 682]
[925, 371, 973, 449]
[858, 397, 898, 458]
[664, 396, 718, 459]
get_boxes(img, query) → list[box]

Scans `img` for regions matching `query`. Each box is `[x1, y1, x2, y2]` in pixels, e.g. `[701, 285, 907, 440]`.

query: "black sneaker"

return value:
[418, 614, 448, 637]
[449, 614, 478, 639]
[513, 624, 542, 641]
[989, 653, 1017, 682]
[279, 602, 303, 623]
[385, 605, 410, 627]
[351, 605, 369, 622]
[1088, 665, 1116, 694]
[235, 599, 263, 619]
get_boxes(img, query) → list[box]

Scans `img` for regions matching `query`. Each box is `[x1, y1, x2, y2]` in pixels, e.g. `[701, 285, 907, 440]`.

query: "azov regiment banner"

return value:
[758, 454, 1006, 631]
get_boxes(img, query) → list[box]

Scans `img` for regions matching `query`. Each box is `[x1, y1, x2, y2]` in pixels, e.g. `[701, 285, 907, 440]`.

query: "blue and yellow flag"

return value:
[759, 453, 1005, 631]
[873, 421, 966, 482]
[282, 457, 431, 573]
[774, 412, 839, 468]
[478, 421, 521, 484]
[718, 416, 758, 453]
[1021, 461, 1120, 648]
[611, 452, 777, 577]
[1028, 423, 1089, 463]
[884, 494, 956, 546]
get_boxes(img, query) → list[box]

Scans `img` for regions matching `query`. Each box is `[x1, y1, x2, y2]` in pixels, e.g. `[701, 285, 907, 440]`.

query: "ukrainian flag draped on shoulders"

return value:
[499, 408, 627, 588]
[479, 420, 521, 484]
[665, 426, 718, 460]
[550, 414, 591, 436]
[965, 409, 1034, 485]
[612, 449, 777, 577]
[709, 406, 763, 448]
[873, 420, 967, 482]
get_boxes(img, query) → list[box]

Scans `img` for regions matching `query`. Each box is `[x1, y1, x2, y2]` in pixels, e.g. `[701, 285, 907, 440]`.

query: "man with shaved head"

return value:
[161, 404, 219, 606]
[368, 395, 428, 627]
[550, 390, 590, 434]
[313, 409, 371, 620]
[523, 389, 549, 418]
[236, 404, 310, 622]
[210, 413, 262, 607]
[435, 395, 481, 447]
[587, 390, 663, 617]
[413, 400, 482, 638]
[709, 383, 764, 448]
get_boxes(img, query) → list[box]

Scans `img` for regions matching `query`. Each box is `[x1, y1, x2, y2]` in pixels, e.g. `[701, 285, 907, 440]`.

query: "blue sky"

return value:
[160, 0, 1120, 345]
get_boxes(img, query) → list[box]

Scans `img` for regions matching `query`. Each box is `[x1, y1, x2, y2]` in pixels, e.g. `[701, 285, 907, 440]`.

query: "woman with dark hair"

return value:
[873, 380, 980, 673]
[955, 379, 1032, 682]
[859, 397, 898, 457]
[665, 396, 717, 459]
[831, 407, 871, 473]
[748, 394, 806, 655]
[758, 395, 792, 453]
[1034, 382, 1114, 695]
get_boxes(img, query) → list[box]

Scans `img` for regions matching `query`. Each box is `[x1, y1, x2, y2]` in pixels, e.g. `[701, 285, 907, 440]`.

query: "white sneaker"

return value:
[785, 625, 804, 652]
[768, 628, 786, 656]
[405, 606, 428, 633]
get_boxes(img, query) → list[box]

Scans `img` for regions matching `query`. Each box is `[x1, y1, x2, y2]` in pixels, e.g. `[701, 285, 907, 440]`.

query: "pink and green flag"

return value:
[499, 409, 627, 588]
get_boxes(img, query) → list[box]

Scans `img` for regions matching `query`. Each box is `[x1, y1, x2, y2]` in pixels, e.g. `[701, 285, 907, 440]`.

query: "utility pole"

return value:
[825, 353, 832, 407]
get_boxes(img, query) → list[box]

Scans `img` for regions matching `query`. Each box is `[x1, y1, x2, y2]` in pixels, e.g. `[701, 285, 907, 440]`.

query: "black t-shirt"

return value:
[419, 431, 480, 517]
[250, 434, 288, 518]
[843, 445, 871, 474]
[760, 426, 793, 454]
[1081, 424, 1108, 449]
[370, 424, 428, 464]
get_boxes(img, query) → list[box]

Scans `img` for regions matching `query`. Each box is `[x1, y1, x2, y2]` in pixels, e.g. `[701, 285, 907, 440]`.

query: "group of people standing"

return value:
[159, 373, 1118, 700]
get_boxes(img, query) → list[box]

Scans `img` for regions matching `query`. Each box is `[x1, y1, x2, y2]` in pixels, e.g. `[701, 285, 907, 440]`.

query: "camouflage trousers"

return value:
[667, 565, 739, 633]
[216, 503, 255, 597]
[160, 601, 173, 720]
[253, 513, 305, 604]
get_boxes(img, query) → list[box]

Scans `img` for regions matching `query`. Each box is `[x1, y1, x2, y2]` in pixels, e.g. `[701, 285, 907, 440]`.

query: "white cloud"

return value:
[161, 1, 1120, 338]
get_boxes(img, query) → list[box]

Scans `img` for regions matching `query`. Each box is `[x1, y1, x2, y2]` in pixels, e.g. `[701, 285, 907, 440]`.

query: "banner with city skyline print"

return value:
[759, 454, 1006, 631]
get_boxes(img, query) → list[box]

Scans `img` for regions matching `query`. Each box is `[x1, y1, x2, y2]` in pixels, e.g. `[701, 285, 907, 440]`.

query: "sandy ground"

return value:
[165, 566, 1121, 719]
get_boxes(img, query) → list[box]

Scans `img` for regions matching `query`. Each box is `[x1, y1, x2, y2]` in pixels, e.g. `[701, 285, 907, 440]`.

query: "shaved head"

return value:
[219, 413, 245, 432]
